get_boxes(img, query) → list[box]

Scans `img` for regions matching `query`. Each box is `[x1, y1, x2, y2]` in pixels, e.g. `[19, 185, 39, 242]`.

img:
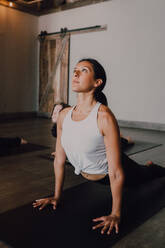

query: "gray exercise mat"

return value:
[125, 140, 162, 155]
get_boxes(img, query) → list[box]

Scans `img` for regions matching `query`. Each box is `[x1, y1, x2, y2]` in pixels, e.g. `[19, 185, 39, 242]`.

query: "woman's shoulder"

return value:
[58, 106, 72, 122]
[98, 104, 115, 117]
[61, 106, 72, 113]
[98, 104, 117, 126]
[57, 106, 72, 128]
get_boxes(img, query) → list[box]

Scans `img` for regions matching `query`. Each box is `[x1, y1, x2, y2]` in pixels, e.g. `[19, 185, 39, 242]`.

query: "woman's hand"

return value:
[92, 214, 120, 235]
[32, 197, 60, 210]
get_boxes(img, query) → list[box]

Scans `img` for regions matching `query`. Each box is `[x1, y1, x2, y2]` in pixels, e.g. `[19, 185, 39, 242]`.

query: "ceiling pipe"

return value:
[17, 0, 43, 4]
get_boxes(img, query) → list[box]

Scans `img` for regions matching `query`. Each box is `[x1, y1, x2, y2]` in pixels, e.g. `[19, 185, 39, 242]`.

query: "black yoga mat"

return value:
[0, 177, 165, 248]
[124, 140, 162, 156]
[0, 143, 50, 157]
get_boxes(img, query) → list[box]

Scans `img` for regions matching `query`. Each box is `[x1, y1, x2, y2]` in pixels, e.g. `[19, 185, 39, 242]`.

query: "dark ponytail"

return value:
[94, 91, 108, 106]
[78, 58, 108, 106]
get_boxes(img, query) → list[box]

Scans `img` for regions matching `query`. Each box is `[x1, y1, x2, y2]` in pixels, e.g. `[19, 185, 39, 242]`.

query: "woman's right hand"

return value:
[32, 197, 60, 210]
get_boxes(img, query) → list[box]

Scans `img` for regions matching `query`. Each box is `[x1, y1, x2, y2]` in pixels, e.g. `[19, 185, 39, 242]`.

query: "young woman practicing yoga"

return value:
[33, 58, 165, 235]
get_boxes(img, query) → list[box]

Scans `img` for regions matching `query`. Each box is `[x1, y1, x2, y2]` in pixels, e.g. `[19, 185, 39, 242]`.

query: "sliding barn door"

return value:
[39, 35, 70, 116]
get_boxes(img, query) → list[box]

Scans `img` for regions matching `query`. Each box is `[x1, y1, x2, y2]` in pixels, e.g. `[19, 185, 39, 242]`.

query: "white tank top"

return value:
[61, 102, 108, 175]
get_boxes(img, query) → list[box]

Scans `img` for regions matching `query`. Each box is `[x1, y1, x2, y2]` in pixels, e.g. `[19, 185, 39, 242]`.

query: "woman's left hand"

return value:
[92, 214, 120, 235]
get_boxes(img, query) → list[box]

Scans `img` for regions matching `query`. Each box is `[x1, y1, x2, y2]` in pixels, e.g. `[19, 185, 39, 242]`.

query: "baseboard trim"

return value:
[0, 112, 37, 122]
[118, 120, 165, 131]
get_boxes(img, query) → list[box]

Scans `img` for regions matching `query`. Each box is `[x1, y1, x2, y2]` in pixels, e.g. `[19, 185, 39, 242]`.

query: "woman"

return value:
[51, 102, 70, 156]
[51, 102, 70, 139]
[33, 58, 165, 235]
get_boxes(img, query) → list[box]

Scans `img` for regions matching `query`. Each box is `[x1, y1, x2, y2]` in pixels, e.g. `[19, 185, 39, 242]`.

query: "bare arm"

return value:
[33, 107, 71, 210]
[53, 110, 67, 200]
[93, 105, 125, 234]
[103, 109, 124, 218]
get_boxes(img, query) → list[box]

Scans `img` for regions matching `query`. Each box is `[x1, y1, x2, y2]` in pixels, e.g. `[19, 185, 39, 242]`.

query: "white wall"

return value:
[0, 5, 39, 113]
[39, 0, 165, 125]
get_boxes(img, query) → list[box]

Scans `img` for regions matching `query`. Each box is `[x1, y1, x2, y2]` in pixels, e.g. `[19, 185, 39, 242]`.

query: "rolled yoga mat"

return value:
[0, 177, 165, 248]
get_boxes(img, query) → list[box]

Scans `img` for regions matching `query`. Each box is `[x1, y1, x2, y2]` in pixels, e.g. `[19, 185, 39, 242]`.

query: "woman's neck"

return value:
[75, 94, 97, 114]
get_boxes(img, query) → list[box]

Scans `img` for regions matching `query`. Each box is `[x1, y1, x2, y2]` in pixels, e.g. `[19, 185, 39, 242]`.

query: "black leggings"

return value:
[0, 137, 21, 155]
[120, 137, 131, 150]
[97, 152, 165, 187]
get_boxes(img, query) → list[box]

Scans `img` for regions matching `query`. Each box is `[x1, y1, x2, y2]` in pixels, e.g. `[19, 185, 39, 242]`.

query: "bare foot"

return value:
[125, 136, 134, 145]
[145, 160, 154, 166]
[51, 152, 56, 156]
[21, 138, 28, 145]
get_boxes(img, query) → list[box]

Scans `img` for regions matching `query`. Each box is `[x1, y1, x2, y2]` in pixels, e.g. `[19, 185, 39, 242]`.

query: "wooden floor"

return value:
[0, 118, 86, 215]
[0, 117, 165, 248]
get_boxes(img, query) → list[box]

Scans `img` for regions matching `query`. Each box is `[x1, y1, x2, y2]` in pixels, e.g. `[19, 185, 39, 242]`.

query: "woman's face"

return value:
[52, 104, 63, 123]
[72, 61, 97, 93]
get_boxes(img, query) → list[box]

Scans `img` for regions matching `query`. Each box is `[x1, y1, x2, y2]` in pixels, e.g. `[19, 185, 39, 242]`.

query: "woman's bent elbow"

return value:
[110, 169, 125, 184]
[54, 159, 65, 169]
